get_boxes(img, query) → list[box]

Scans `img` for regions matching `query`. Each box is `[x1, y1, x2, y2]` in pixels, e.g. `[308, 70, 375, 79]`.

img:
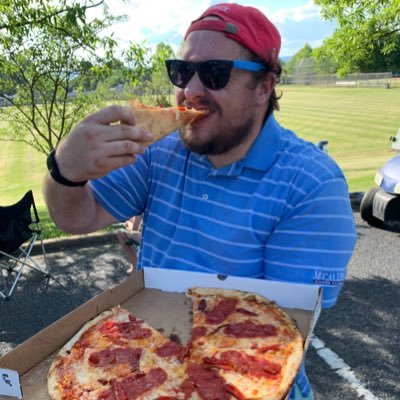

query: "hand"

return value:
[55, 105, 153, 182]
[124, 220, 134, 230]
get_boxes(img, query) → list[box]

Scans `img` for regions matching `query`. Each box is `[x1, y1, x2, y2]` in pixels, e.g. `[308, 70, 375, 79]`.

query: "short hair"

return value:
[246, 52, 283, 121]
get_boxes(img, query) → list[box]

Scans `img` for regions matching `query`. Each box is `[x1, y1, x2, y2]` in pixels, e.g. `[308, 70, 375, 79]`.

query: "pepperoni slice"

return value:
[156, 341, 187, 359]
[224, 383, 247, 400]
[204, 350, 281, 379]
[155, 397, 179, 400]
[186, 364, 231, 400]
[223, 320, 277, 338]
[204, 298, 238, 324]
[191, 326, 207, 341]
[256, 343, 281, 353]
[110, 368, 168, 399]
[97, 389, 116, 400]
[180, 377, 196, 398]
[88, 347, 142, 371]
[100, 320, 152, 340]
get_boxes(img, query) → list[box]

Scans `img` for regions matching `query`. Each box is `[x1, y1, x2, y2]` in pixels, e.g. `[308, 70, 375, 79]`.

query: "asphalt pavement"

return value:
[0, 210, 399, 400]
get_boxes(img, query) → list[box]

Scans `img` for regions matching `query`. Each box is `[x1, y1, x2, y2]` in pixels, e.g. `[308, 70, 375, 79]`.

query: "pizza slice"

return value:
[47, 307, 188, 400]
[186, 287, 304, 400]
[128, 100, 208, 146]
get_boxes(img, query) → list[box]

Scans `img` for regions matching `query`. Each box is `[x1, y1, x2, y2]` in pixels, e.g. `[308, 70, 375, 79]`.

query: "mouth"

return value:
[185, 101, 214, 114]
[193, 110, 213, 126]
[192, 107, 214, 122]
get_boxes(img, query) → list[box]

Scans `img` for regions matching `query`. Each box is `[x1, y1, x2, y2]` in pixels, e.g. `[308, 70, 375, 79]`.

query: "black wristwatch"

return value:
[46, 149, 87, 187]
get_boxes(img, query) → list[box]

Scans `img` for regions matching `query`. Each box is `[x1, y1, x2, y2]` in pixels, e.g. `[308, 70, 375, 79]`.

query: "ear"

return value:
[255, 72, 276, 107]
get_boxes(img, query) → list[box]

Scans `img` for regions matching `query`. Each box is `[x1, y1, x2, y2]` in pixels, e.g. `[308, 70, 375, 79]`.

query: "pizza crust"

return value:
[187, 286, 273, 303]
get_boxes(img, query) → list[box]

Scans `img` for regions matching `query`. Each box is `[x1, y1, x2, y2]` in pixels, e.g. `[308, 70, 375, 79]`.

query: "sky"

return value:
[100, 0, 337, 58]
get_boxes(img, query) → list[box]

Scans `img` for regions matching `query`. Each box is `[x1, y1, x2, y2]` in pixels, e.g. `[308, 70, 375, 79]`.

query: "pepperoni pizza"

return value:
[47, 288, 304, 400]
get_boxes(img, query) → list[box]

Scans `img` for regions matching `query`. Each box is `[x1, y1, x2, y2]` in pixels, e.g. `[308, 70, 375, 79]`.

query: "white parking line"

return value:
[311, 336, 379, 400]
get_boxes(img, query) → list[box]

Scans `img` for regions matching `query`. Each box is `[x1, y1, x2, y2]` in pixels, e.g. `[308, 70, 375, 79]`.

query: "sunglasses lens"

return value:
[166, 60, 194, 88]
[199, 61, 231, 90]
[166, 60, 233, 90]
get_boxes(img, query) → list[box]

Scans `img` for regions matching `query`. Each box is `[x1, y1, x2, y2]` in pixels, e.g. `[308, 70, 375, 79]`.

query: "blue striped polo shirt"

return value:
[91, 113, 357, 397]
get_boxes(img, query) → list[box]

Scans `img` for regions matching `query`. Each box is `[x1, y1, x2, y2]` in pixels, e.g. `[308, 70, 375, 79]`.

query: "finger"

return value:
[101, 140, 147, 157]
[93, 123, 153, 143]
[85, 105, 136, 126]
[90, 154, 138, 177]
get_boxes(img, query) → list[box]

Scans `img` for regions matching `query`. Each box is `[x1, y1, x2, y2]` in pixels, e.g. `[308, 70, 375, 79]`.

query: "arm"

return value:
[43, 105, 152, 234]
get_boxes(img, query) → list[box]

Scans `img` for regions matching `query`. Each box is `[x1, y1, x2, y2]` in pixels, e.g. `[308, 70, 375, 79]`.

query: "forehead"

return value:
[181, 30, 248, 61]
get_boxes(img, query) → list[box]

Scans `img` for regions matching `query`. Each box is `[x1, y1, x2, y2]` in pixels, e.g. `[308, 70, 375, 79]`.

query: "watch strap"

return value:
[46, 149, 87, 187]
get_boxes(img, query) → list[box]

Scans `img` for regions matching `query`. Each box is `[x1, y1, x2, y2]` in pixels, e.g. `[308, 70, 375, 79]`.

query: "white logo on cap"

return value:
[211, 5, 230, 13]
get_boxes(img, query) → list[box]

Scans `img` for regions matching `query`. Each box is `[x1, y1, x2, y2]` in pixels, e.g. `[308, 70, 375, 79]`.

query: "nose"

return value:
[183, 71, 206, 102]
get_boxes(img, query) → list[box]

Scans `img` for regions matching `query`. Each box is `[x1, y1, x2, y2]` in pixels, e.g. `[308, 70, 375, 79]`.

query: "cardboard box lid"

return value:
[144, 267, 321, 310]
[0, 267, 322, 399]
[143, 268, 322, 351]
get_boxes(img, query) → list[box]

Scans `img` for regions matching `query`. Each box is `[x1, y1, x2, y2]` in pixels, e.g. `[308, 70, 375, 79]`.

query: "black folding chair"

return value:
[0, 190, 50, 299]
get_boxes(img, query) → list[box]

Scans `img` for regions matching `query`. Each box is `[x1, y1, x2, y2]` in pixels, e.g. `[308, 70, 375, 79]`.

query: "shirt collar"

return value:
[242, 113, 282, 171]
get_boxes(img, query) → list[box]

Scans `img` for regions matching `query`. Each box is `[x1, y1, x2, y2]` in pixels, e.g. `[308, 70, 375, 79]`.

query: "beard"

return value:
[179, 111, 256, 155]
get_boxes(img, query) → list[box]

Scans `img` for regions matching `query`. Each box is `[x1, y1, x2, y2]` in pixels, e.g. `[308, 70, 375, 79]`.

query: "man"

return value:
[116, 215, 143, 273]
[44, 3, 357, 398]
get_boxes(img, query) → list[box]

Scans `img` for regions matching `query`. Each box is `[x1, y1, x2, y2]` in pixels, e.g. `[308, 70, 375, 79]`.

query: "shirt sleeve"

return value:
[264, 177, 357, 308]
[90, 151, 151, 222]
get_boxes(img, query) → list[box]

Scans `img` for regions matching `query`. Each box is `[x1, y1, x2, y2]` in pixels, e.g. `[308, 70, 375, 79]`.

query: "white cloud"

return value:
[268, 1, 320, 24]
[258, 1, 335, 57]
[100, 0, 211, 54]
[92, 0, 334, 58]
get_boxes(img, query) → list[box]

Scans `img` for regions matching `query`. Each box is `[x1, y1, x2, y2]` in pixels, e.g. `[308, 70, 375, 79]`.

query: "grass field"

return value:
[0, 86, 399, 237]
[275, 86, 400, 191]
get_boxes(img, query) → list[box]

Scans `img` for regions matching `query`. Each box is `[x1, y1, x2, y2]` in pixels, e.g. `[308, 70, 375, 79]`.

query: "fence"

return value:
[282, 72, 397, 88]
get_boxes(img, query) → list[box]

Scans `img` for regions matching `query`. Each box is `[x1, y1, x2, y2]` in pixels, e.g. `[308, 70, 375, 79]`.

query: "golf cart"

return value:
[360, 128, 400, 228]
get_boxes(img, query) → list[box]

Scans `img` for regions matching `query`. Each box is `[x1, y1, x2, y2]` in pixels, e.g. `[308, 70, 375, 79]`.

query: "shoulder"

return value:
[278, 128, 344, 183]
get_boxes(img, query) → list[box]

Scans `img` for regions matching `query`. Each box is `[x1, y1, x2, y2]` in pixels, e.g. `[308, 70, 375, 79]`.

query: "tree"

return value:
[284, 43, 313, 76]
[1, 0, 103, 32]
[314, 0, 400, 75]
[0, 1, 124, 155]
[146, 43, 175, 106]
[312, 47, 338, 75]
[122, 41, 175, 106]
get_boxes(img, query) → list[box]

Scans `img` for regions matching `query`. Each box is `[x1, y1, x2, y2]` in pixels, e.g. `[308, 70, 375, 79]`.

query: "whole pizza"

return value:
[48, 287, 304, 400]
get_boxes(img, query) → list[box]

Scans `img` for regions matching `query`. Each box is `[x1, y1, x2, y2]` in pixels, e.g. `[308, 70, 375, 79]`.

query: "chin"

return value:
[179, 127, 210, 154]
[179, 130, 238, 156]
[179, 113, 253, 155]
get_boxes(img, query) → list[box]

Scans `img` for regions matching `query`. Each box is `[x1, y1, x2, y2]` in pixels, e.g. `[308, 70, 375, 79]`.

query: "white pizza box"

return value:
[0, 267, 322, 399]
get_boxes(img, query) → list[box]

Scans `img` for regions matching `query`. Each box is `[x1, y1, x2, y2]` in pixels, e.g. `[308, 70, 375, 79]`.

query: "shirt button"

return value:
[202, 194, 208, 200]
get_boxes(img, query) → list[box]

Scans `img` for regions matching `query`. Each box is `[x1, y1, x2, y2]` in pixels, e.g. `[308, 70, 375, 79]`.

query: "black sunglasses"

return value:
[165, 59, 267, 91]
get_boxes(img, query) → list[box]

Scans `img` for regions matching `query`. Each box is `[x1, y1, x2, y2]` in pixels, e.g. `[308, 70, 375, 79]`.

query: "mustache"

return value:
[181, 98, 217, 111]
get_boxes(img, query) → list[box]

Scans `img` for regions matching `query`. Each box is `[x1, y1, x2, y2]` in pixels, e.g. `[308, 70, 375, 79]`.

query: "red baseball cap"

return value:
[185, 3, 281, 64]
